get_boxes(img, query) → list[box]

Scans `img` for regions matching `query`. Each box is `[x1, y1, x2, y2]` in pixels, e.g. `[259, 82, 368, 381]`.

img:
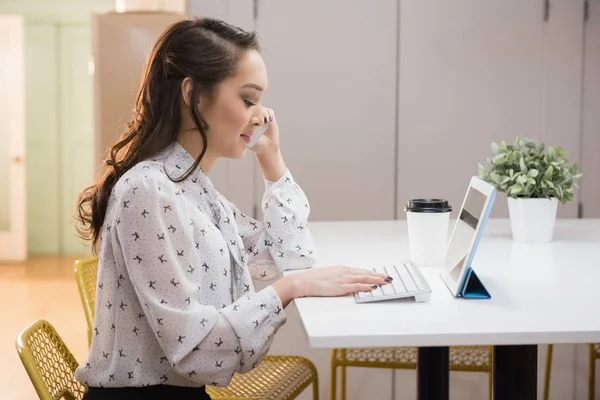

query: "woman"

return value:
[74, 17, 390, 400]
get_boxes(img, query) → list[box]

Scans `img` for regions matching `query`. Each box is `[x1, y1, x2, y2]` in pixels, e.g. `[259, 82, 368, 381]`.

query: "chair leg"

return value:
[544, 344, 554, 400]
[313, 374, 320, 400]
[488, 370, 493, 400]
[340, 366, 346, 400]
[330, 361, 337, 400]
[589, 344, 595, 400]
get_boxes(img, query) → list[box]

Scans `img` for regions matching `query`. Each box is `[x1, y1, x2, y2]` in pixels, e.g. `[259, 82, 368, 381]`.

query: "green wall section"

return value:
[24, 24, 60, 253]
[0, 0, 113, 254]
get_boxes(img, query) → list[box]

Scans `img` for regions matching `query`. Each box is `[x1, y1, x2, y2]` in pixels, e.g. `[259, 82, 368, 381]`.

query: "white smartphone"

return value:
[246, 124, 269, 149]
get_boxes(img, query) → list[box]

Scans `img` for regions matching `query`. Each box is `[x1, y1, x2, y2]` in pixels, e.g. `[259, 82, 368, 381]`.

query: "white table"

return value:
[286, 218, 600, 400]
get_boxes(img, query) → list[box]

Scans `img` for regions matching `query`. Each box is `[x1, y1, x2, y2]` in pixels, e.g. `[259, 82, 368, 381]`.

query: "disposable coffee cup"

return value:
[404, 199, 452, 267]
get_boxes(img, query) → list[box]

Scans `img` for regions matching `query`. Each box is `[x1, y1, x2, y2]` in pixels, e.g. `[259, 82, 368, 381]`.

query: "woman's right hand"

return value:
[273, 266, 392, 307]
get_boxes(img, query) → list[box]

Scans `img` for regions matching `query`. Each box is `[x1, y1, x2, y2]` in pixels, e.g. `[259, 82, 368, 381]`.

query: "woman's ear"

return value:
[181, 77, 194, 106]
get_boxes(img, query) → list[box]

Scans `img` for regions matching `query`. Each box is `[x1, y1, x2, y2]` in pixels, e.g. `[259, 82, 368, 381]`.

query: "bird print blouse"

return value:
[75, 141, 317, 388]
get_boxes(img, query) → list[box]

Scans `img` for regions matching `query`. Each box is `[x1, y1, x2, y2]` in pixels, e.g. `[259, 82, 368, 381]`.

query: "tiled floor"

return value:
[1, 255, 90, 400]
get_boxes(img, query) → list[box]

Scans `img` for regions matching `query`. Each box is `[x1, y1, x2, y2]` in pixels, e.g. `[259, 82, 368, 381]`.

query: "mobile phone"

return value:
[246, 124, 269, 149]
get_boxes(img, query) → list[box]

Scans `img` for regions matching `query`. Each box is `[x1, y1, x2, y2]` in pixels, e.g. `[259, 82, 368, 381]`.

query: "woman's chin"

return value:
[229, 145, 247, 160]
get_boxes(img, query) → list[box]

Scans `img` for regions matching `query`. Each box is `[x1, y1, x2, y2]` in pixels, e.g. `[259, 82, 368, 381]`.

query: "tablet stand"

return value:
[459, 268, 491, 299]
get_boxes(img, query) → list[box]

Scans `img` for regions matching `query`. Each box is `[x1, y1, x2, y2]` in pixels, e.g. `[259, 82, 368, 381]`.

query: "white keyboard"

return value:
[354, 263, 432, 303]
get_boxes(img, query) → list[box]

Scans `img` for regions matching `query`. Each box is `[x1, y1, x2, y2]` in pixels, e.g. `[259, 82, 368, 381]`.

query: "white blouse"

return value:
[75, 142, 317, 388]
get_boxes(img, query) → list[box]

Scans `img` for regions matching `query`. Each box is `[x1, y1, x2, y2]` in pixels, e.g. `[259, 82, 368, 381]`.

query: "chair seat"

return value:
[207, 355, 318, 400]
[333, 346, 492, 372]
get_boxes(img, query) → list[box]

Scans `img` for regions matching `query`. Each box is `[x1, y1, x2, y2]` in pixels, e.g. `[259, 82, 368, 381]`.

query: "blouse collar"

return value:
[155, 141, 217, 193]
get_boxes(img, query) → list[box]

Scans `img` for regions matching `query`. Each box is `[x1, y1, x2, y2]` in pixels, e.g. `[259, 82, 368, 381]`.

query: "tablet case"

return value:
[455, 185, 496, 300]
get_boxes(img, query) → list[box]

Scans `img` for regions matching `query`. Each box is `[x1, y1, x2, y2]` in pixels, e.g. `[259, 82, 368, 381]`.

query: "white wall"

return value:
[186, 1, 599, 400]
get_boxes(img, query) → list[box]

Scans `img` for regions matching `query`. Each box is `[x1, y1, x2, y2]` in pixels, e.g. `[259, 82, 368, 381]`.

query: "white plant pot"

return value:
[507, 197, 558, 243]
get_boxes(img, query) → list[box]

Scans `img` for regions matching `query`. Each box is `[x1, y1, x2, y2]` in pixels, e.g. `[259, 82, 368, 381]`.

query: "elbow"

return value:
[236, 356, 266, 374]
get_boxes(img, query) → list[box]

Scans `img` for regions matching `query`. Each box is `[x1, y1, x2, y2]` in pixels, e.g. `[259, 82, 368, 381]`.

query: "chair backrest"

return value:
[74, 257, 98, 346]
[15, 319, 86, 400]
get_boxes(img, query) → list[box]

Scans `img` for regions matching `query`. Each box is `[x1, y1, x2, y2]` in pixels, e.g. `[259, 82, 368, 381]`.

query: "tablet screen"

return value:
[443, 186, 488, 281]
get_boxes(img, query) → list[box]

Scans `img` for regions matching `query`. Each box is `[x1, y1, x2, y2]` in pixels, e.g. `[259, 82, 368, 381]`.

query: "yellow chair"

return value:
[74, 257, 319, 400]
[15, 319, 86, 400]
[331, 346, 493, 400]
[544, 343, 600, 400]
[74, 258, 97, 347]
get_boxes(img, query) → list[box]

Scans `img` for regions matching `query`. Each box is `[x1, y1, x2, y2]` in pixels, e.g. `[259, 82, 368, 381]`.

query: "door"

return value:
[0, 0, 115, 256]
[580, 0, 600, 218]
[575, 1, 600, 399]
[0, 15, 27, 261]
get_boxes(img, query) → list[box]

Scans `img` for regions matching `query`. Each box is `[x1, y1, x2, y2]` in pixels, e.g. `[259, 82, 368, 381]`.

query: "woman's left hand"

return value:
[251, 107, 287, 182]
[250, 107, 279, 155]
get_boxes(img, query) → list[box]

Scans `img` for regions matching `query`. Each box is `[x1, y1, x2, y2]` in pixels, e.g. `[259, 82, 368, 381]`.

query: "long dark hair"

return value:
[76, 17, 260, 251]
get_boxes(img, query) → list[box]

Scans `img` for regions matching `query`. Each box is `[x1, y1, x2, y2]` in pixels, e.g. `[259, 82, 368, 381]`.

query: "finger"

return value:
[346, 283, 379, 293]
[343, 266, 370, 274]
[349, 267, 390, 281]
[369, 270, 392, 281]
[266, 108, 274, 122]
[348, 274, 388, 285]
[379, 272, 392, 281]
[261, 108, 271, 124]
[264, 110, 273, 124]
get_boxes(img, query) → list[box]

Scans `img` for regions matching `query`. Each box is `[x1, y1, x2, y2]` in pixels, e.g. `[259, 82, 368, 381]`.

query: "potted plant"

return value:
[478, 137, 582, 243]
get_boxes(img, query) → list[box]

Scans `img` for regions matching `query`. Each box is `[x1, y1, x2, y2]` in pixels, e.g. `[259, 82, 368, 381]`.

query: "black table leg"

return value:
[493, 345, 537, 400]
[417, 346, 449, 400]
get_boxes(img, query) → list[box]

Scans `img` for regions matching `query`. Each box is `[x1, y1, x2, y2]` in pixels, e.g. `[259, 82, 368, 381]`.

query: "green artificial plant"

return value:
[478, 137, 582, 204]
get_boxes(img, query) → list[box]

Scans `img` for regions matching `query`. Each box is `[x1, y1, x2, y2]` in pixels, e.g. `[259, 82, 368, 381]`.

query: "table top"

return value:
[286, 218, 600, 348]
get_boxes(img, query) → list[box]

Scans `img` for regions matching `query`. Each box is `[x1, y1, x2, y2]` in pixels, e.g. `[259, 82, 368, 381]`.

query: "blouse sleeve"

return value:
[228, 169, 317, 280]
[113, 174, 286, 386]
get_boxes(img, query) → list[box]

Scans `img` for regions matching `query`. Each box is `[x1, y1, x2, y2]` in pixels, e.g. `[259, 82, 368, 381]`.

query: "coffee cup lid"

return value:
[405, 199, 452, 213]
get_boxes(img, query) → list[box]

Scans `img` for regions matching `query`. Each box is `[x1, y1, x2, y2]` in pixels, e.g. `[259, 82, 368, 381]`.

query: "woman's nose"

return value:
[250, 111, 263, 125]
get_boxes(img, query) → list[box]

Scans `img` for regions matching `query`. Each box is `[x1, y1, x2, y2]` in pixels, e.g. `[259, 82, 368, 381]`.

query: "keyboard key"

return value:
[395, 264, 418, 292]
[380, 281, 395, 295]
[378, 265, 404, 293]
[404, 263, 425, 291]
[370, 284, 384, 297]
[391, 279, 407, 294]
[380, 266, 397, 295]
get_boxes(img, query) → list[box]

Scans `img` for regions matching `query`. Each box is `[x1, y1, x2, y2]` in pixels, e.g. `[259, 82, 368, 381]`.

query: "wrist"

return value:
[272, 273, 304, 307]
[256, 149, 287, 182]
[287, 273, 304, 298]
